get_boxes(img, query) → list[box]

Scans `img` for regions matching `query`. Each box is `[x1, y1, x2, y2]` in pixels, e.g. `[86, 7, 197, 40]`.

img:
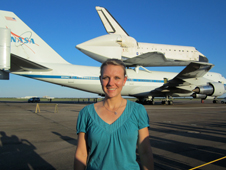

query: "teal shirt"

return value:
[76, 100, 149, 170]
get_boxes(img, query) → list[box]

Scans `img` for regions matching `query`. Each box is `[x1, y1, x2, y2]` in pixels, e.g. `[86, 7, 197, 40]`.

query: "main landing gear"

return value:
[161, 100, 173, 105]
[161, 95, 173, 105]
[136, 96, 174, 105]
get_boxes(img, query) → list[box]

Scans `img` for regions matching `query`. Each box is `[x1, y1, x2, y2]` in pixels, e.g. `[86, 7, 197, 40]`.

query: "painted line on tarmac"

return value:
[189, 156, 226, 170]
[146, 106, 226, 110]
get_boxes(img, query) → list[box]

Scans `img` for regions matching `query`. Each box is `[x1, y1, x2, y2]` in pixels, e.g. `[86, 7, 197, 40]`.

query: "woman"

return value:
[74, 59, 154, 170]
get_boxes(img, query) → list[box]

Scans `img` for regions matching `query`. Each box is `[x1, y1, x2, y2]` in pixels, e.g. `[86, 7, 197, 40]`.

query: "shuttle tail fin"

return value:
[96, 6, 129, 36]
[0, 10, 69, 70]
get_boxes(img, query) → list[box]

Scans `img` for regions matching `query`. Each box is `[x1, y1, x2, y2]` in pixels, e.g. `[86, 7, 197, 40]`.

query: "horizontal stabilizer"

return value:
[10, 54, 51, 72]
[96, 6, 129, 36]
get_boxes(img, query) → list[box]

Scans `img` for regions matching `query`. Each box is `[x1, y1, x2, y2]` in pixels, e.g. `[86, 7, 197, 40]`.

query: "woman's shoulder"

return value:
[126, 100, 147, 118]
[127, 100, 145, 110]
[79, 104, 94, 116]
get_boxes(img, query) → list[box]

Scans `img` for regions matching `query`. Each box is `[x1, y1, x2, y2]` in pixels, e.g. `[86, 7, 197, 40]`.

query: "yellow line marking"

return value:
[189, 156, 226, 170]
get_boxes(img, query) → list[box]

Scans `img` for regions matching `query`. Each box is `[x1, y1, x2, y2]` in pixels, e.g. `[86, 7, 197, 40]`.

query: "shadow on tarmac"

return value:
[52, 131, 77, 146]
[0, 131, 55, 170]
[150, 122, 226, 169]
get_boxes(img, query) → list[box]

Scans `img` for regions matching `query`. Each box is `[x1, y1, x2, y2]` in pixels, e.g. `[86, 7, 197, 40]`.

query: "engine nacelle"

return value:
[193, 85, 213, 95]
[192, 82, 225, 98]
[209, 82, 225, 96]
[191, 93, 207, 99]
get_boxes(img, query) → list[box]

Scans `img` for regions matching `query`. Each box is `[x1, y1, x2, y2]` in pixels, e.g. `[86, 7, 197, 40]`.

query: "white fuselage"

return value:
[12, 63, 226, 98]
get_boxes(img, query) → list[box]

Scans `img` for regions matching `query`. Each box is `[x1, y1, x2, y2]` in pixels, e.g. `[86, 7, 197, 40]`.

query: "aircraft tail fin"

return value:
[0, 10, 69, 71]
[96, 6, 129, 36]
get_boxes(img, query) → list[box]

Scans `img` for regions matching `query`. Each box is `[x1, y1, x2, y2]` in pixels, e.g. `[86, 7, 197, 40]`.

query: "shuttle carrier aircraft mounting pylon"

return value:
[76, 6, 209, 68]
[0, 10, 225, 104]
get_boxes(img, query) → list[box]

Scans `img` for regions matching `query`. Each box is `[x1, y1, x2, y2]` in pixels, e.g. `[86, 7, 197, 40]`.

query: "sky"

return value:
[1, 0, 226, 98]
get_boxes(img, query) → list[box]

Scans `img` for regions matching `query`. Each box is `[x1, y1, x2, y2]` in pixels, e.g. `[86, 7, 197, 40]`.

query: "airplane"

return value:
[76, 6, 209, 68]
[0, 10, 225, 105]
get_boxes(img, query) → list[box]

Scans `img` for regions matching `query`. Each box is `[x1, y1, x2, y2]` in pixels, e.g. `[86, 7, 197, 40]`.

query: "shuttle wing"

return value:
[151, 62, 214, 94]
[123, 52, 192, 67]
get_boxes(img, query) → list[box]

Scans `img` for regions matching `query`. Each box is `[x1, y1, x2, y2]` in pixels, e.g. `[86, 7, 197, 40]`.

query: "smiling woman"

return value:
[74, 59, 154, 170]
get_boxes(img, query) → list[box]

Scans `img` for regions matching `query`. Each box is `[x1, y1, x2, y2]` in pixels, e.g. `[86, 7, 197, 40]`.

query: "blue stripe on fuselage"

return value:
[20, 74, 165, 83]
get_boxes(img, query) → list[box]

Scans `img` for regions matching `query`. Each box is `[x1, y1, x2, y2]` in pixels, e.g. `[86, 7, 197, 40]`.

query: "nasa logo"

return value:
[11, 36, 35, 44]
[10, 30, 38, 54]
[10, 31, 36, 45]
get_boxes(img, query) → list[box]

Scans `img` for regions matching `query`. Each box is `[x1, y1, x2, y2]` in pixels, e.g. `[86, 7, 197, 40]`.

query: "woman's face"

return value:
[100, 64, 127, 99]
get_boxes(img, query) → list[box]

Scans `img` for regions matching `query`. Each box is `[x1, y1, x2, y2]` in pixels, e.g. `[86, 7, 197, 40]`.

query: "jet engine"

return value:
[192, 82, 225, 99]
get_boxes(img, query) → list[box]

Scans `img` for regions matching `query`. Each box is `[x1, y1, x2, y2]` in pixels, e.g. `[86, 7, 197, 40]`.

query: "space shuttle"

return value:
[76, 6, 208, 67]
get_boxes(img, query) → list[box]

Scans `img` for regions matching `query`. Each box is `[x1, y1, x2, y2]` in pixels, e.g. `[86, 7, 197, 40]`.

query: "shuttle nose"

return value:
[76, 35, 122, 63]
[76, 43, 86, 51]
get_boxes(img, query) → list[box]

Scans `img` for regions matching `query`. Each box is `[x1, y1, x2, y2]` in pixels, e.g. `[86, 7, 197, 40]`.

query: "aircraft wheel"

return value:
[161, 101, 165, 105]
[221, 101, 225, 104]
[168, 101, 173, 105]
[213, 100, 218, 104]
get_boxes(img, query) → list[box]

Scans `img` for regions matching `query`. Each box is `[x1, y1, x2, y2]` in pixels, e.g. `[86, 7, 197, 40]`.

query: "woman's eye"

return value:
[102, 77, 108, 80]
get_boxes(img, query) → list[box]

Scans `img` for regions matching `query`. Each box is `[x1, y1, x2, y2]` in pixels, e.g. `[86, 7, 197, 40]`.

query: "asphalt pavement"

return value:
[0, 100, 226, 170]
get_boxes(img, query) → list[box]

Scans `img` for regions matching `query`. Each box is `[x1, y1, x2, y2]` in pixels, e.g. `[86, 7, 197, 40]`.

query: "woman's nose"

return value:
[107, 78, 114, 85]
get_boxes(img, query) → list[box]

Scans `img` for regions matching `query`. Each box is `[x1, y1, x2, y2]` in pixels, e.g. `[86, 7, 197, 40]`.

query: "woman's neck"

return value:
[104, 96, 123, 109]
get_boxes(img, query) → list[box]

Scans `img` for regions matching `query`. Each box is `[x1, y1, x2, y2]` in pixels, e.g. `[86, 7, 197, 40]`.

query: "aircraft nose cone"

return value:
[76, 43, 85, 51]
[75, 35, 122, 63]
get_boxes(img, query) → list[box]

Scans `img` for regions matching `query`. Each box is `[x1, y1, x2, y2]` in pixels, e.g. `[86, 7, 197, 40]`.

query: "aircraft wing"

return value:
[123, 52, 192, 67]
[150, 62, 214, 95]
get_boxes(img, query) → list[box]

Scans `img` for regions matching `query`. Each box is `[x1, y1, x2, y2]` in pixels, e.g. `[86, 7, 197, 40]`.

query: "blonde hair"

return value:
[100, 59, 127, 76]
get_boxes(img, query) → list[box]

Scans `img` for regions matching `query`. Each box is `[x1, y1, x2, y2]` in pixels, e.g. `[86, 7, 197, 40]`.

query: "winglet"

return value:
[95, 6, 129, 36]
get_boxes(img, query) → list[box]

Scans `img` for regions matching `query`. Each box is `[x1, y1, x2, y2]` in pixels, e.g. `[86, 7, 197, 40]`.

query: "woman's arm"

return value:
[74, 132, 88, 170]
[138, 127, 154, 170]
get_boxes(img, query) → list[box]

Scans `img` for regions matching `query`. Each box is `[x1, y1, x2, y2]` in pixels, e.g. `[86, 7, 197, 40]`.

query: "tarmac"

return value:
[0, 100, 226, 170]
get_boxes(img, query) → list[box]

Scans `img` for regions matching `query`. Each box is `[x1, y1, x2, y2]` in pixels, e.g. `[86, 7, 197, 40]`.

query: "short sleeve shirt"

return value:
[76, 100, 149, 170]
